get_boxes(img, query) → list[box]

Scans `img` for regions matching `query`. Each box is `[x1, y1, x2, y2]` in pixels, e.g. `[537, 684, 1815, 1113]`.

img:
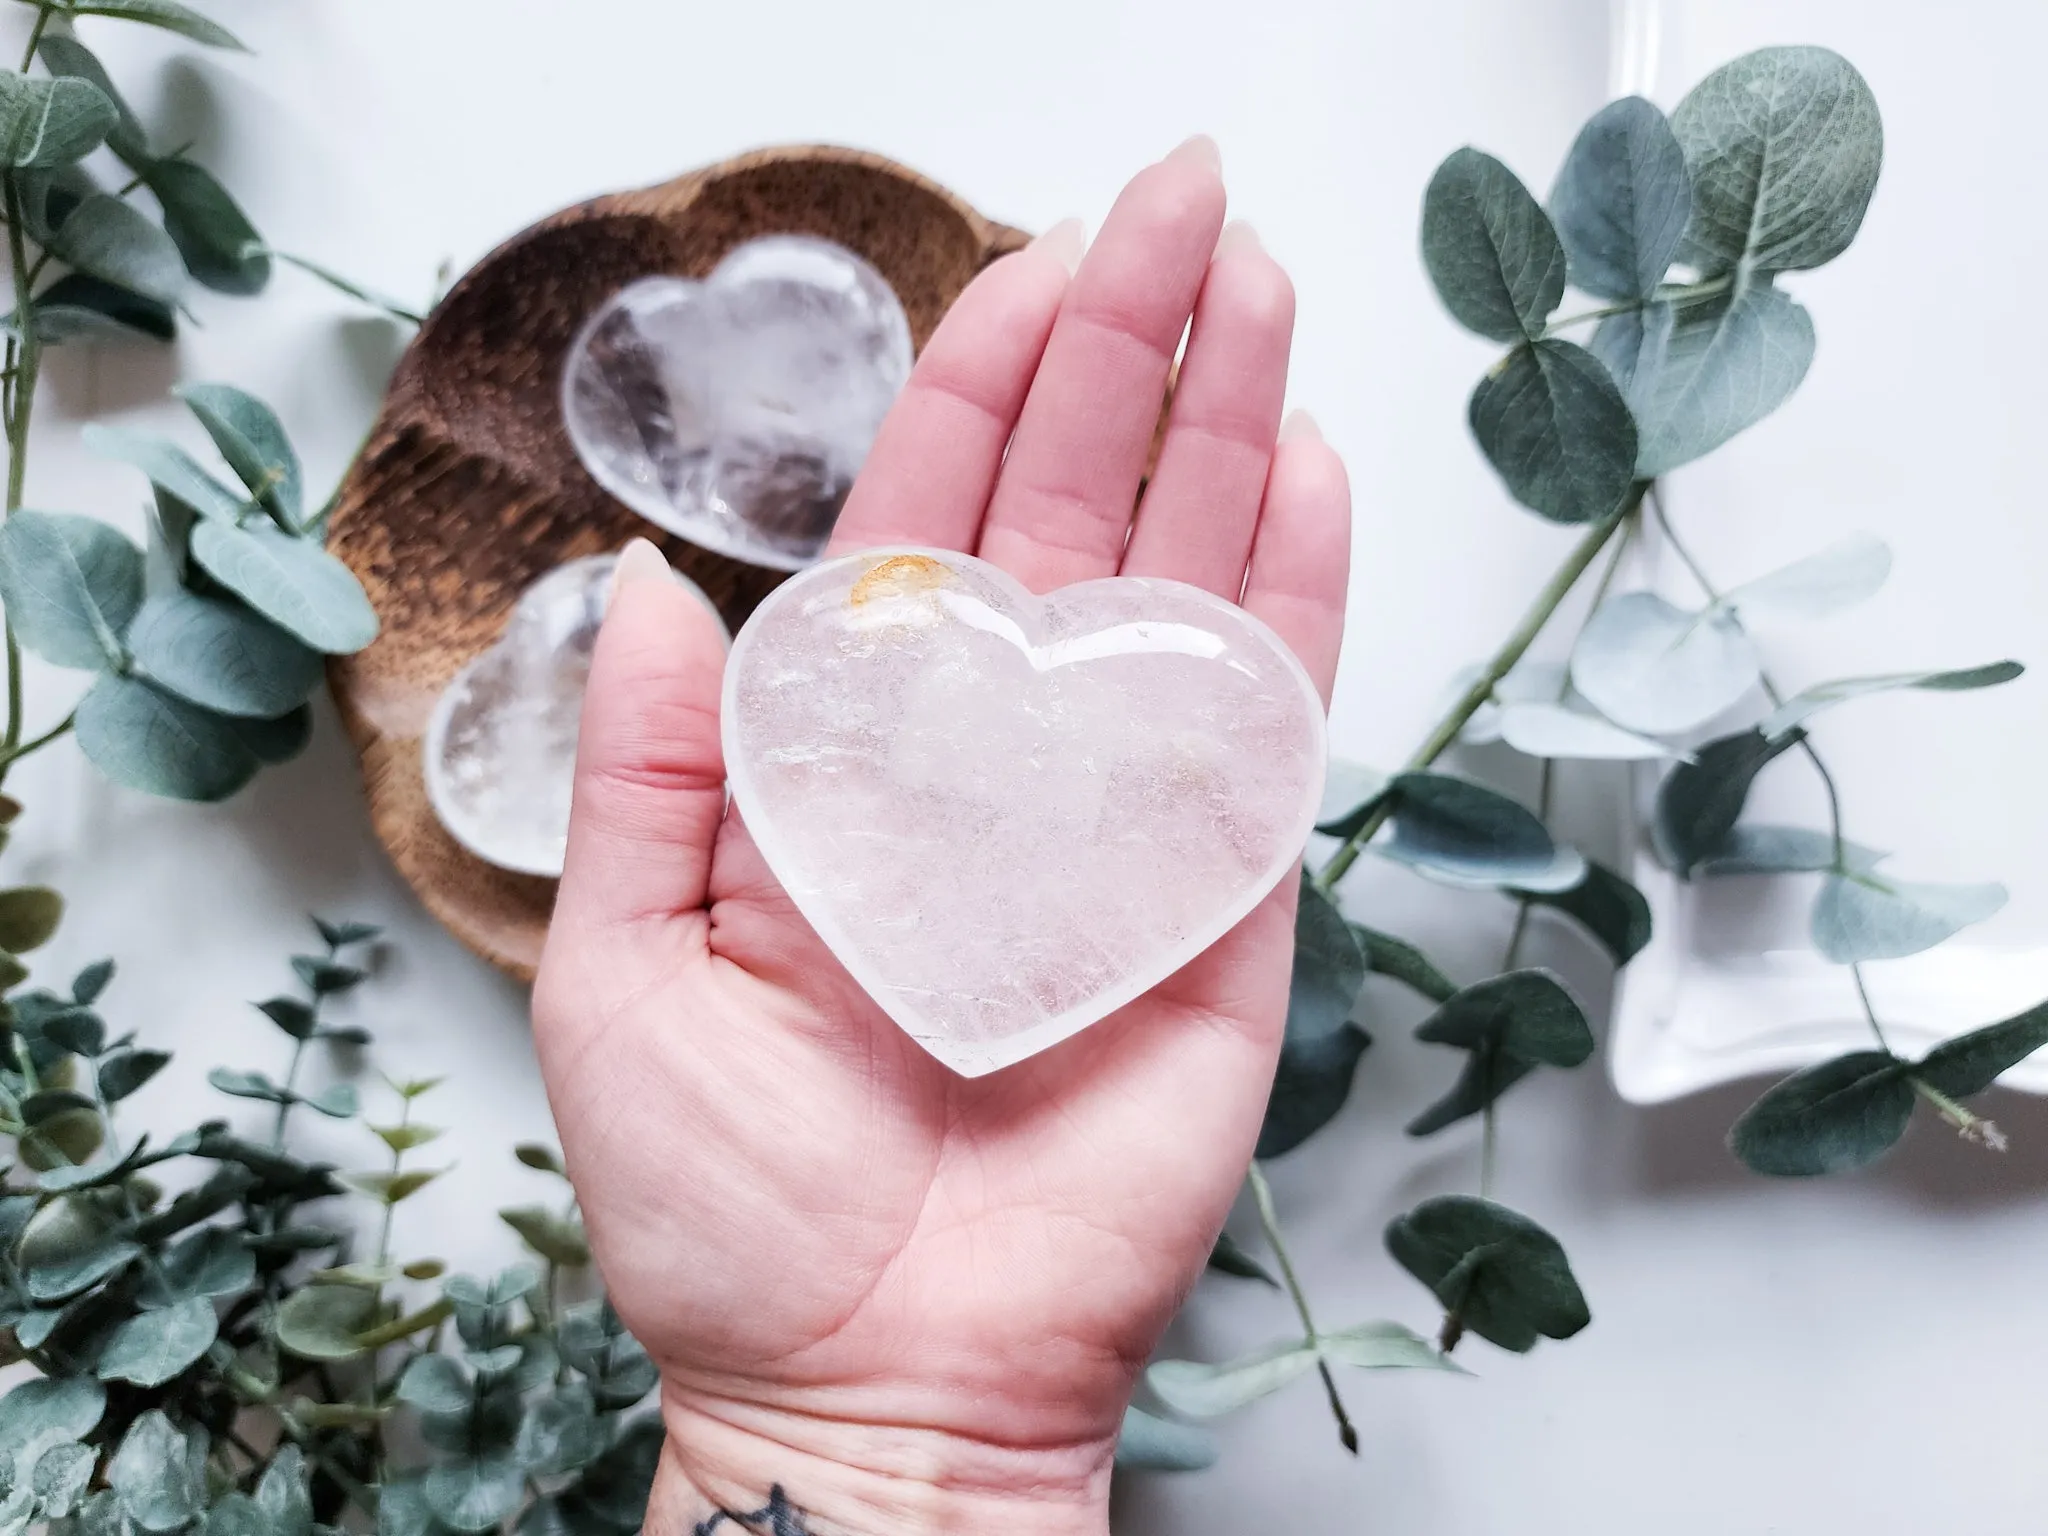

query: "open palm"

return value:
[532, 138, 1351, 1532]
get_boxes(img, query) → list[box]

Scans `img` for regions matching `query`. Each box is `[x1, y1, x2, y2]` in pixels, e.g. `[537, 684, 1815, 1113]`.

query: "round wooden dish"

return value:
[325, 146, 1029, 981]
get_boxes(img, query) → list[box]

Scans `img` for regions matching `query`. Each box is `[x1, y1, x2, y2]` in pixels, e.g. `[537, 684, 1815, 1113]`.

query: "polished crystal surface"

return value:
[723, 549, 1328, 1076]
[563, 236, 914, 571]
[424, 554, 724, 878]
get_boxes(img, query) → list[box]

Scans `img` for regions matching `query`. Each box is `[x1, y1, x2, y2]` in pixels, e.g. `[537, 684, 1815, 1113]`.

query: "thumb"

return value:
[555, 538, 731, 933]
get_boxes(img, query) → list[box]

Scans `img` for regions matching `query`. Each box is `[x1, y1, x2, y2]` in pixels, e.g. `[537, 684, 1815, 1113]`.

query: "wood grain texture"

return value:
[326, 145, 1029, 981]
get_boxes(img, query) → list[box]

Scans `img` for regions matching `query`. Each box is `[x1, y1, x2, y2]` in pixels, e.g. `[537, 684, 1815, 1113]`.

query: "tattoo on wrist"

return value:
[692, 1485, 811, 1536]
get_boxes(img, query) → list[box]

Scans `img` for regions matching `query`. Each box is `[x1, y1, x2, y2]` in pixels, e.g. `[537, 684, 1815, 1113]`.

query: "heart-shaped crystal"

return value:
[563, 236, 914, 571]
[723, 549, 1327, 1075]
[425, 553, 724, 877]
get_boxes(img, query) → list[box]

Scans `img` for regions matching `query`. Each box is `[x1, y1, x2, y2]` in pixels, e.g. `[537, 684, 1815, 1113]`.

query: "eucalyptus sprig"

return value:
[1121, 44, 2041, 1475]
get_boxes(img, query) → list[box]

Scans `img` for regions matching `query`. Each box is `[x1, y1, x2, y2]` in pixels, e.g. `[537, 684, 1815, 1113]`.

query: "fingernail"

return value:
[1215, 219, 1262, 260]
[611, 538, 673, 600]
[1027, 217, 1087, 276]
[1165, 134, 1222, 174]
[1278, 408, 1322, 444]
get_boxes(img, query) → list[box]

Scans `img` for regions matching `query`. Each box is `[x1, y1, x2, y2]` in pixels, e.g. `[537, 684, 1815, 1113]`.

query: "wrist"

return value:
[649, 1386, 1113, 1536]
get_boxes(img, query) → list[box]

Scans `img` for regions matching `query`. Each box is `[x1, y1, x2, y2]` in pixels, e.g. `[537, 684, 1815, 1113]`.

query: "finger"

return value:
[976, 137, 1227, 591]
[553, 539, 732, 934]
[1120, 220, 1295, 595]
[1240, 414, 1351, 706]
[826, 224, 1081, 557]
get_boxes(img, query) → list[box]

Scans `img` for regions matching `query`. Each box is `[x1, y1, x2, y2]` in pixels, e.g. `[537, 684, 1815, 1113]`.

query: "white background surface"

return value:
[4, 1, 2045, 1531]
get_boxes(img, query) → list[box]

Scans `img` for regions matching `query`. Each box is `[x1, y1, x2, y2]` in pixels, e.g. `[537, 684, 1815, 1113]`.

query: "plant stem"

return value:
[3, 172, 40, 762]
[1849, 963, 1892, 1055]
[1316, 494, 1642, 892]
[20, 5, 50, 71]
[0, 708, 69, 771]
[1538, 274, 1735, 340]
[1909, 1075, 2006, 1151]
[1247, 1161, 1357, 1454]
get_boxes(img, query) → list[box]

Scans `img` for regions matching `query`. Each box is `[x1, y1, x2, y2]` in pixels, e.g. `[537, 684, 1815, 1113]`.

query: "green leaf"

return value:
[200, 1493, 266, 1536]
[424, 1451, 523, 1534]
[63, 1, 248, 49]
[36, 36, 144, 161]
[18, 1106, 105, 1175]
[1258, 877, 1370, 1158]
[1468, 338, 1637, 524]
[1652, 729, 1805, 875]
[151, 1224, 254, 1300]
[1547, 95, 1690, 301]
[273, 249, 424, 324]
[1379, 772, 1577, 890]
[224, 704, 311, 765]
[395, 1353, 473, 1415]
[1721, 534, 1892, 624]
[17, 1193, 135, 1301]
[274, 1283, 375, 1360]
[178, 384, 303, 526]
[1760, 661, 2024, 739]
[555, 1299, 657, 1407]
[339, 1167, 442, 1204]
[98, 1047, 169, 1102]
[293, 955, 365, 994]
[1114, 1404, 1217, 1472]
[1313, 758, 1388, 836]
[1407, 969, 1593, 1136]
[1693, 824, 1884, 877]
[1146, 1336, 1318, 1418]
[1384, 1195, 1591, 1351]
[1729, 1051, 1912, 1176]
[499, 1204, 591, 1266]
[1317, 1319, 1466, 1374]
[255, 996, 316, 1039]
[76, 673, 260, 801]
[0, 886, 62, 952]
[315, 917, 382, 947]
[1673, 46, 1882, 275]
[1494, 700, 1677, 761]
[1593, 283, 1816, 477]
[514, 1142, 565, 1175]
[96, 1294, 218, 1385]
[556, 1416, 662, 1532]
[143, 158, 270, 295]
[1511, 861, 1652, 965]
[0, 1376, 104, 1472]
[1351, 923, 1457, 1003]
[1914, 1001, 2048, 1099]
[74, 957, 115, 1003]
[371, 1121, 443, 1154]
[190, 519, 378, 653]
[44, 194, 184, 304]
[208, 1067, 292, 1104]
[0, 72, 117, 169]
[1570, 591, 1759, 735]
[515, 1384, 606, 1477]
[127, 591, 322, 718]
[1811, 872, 2006, 963]
[0, 509, 144, 670]
[7, 271, 174, 344]
[1421, 147, 1566, 342]
[108, 1410, 207, 1531]
[82, 424, 246, 522]
[33, 1440, 97, 1519]
[301, 1080, 355, 1118]
[1206, 1228, 1279, 1288]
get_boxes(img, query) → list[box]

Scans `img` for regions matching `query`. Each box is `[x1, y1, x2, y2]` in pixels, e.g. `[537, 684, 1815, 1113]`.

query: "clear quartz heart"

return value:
[562, 236, 914, 571]
[425, 553, 724, 877]
[723, 549, 1328, 1076]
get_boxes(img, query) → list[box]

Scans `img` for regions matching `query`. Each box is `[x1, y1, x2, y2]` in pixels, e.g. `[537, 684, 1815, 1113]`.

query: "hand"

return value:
[533, 136, 1351, 1536]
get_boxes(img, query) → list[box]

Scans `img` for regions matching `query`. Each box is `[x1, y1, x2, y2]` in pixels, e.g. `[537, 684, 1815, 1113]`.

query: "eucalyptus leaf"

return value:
[1468, 338, 1637, 524]
[190, 519, 379, 653]
[1592, 282, 1816, 477]
[1457, 660, 1569, 744]
[81, 424, 246, 522]
[515, 1384, 605, 1477]
[1547, 95, 1690, 301]
[1407, 970, 1593, 1136]
[1351, 923, 1457, 1003]
[9, 272, 176, 344]
[1377, 772, 1566, 889]
[0, 509, 143, 670]
[1811, 872, 2007, 963]
[1421, 148, 1565, 342]
[0, 1377, 104, 1470]
[1673, 45, 1882, 274]
[273, 1283, 375, 1361]
[1258, 875, 1372, 1158]
[178, 383, 303, 525]
[1914, 1001, 2048, 1100]
[1722, 534, 1892, 624]
[424, 1450, 523, 1534]
[1571, 590, 1759, 735]
[1495, 700, 1679, 760]
[152, 1224, 254, 1300]
[1317, 1320, 1465, 1374]
[225, 704, 312, 765]
[396, 1353, 473, 1416]
[45, 194, 185, 304]
[1729, 1051, 1912, 1176]
[108, 1411, 206, 1532]
[1384, 1196, 1590, 1351]
[127, 591, 323, 718]
[1257, 1017, 1370, 1160]
[274, 250, 425, 324]
[1512, 860, 1653, 966]
[255, 1448, 313, 1536]
[1693, 824, 1883, 877]
[1114, 1405, 1218, 1472]
[0, 73, 117, 169]
[98, 1048, 169, 1102]
[144, 158, 270, 295]
[1760, 661, 2024, 739]
[96, 1294, 218, 1386]
[1206, 1229, 1279, 1288]
[1146, 1336, 1318, 1418]
[36, 36, 145, 161]
[0, 886, 62, 952]
[63, 1, 247, 49]
[32, 1441, 96, 1520]
[1314, 758, 1388, 834]
[1653, 728, 1805, 875]
[499, 1204, 590, 1267]
[75, 672, 259, 800]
